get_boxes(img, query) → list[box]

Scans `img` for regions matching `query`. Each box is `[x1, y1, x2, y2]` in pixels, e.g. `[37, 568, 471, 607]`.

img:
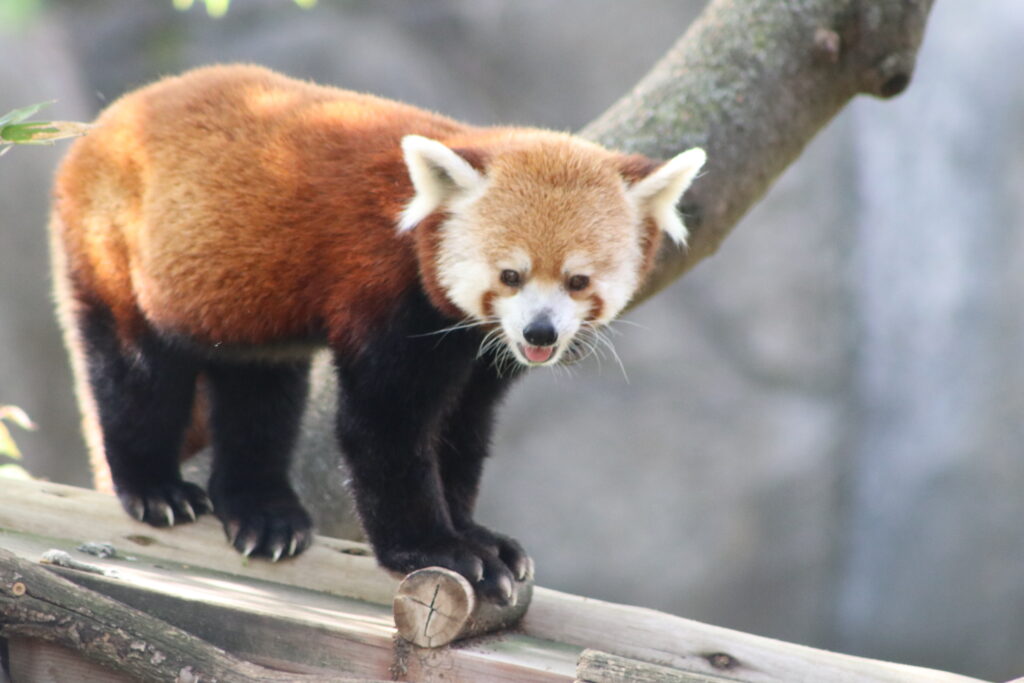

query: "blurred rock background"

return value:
[2, 1, 1023, 679]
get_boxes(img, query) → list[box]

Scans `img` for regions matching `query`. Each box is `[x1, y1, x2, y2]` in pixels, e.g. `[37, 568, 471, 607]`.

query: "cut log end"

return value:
[393, 567, 532, 648]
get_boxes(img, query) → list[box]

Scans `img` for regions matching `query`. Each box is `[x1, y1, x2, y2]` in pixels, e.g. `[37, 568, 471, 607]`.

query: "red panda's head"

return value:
[398, 131, 705, 367]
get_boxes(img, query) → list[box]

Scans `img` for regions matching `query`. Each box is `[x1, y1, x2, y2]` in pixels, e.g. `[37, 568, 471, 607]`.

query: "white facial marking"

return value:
[628, 146, 706, 246]
[494, 279, 581, 365]
[434, 207, 493, 319]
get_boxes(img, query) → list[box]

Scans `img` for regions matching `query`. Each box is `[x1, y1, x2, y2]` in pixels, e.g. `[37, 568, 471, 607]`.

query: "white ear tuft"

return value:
[398, 135, 485, 232]
[628, 147, 706, 245]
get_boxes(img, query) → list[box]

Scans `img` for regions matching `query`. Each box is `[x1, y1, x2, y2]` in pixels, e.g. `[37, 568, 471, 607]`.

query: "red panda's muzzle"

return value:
[520, 314, 558, 364]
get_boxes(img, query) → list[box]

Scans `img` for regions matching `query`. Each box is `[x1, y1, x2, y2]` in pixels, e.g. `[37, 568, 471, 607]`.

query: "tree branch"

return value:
[582, 0, 935, 303]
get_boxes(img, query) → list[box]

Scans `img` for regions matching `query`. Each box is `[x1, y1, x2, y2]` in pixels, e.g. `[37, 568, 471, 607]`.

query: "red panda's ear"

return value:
[626, 147, 706, 246]
[398, 135, 486, 232]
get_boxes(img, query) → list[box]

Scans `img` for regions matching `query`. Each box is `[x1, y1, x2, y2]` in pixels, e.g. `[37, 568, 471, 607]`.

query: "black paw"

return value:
[211, 489, 313, 562]
[460, 523, 534, 582]
[377, 531, 530, 606]
[116, 480, 213, 527]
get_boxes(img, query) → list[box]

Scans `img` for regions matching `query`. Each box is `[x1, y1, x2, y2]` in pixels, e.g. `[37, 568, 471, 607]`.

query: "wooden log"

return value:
[393, 567, 533, 648]
[0, 480, 991, 682]
[7, 637, 135, 683]
[576, 649, 735, 683]
[0, 547, 371, 682]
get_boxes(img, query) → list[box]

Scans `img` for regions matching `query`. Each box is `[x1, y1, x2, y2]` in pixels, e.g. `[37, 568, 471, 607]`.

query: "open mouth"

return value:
[518, 343, 555, 364]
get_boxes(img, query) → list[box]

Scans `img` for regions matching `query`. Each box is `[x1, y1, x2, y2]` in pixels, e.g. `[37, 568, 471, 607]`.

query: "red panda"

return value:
[50, 64, 705, 603]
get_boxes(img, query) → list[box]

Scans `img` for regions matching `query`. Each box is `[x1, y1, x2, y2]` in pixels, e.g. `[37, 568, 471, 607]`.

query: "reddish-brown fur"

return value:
[55, 65, 464, 352]
[52, 65, 685, 487]
[53, 64, 661, 356]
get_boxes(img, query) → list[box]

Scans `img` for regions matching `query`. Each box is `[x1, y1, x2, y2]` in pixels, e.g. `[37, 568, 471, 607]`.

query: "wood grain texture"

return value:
[393, 567, 532, 647]
[0, 547, 368, 682]
[577, 649, 736, 683]
[0, 479, 988, 682]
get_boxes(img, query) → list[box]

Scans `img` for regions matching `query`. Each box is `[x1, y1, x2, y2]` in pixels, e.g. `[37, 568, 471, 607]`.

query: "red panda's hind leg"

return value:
[77, 304, 212, 526]
[204, 359, 313, 561]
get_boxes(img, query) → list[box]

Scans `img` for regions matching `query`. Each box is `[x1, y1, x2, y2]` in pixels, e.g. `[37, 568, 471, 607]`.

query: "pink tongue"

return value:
[523, 345, 554, 363]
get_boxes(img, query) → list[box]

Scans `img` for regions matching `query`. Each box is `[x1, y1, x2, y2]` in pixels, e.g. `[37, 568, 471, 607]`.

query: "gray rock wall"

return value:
[2, 1, 1023, 679]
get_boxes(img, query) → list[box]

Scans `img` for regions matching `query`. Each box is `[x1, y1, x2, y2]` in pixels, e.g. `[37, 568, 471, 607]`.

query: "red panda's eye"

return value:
[567, 274, 590, 292]
[500, 269, 522, 288]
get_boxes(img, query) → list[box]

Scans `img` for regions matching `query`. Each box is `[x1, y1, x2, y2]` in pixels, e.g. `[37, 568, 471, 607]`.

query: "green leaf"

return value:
[1, 122, 58, 142]
[0, 463, 33, 480]
[0, 120, 91, 146]
[0, 100, 54, 128]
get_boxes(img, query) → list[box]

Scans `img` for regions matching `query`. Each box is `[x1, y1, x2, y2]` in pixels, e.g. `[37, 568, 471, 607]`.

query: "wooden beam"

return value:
[577, 649, 736, 683]
[0, 528, 576, 681]
[0, 477, 399, 605]
[526, 588, 983, 683]
[0, 479, 988, 683]
[0, 547, 367, 681]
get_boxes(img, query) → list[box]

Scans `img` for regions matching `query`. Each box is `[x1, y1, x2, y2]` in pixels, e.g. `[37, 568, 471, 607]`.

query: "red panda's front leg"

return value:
[436, 357, 533, 582]
[332, 292, 526, 604]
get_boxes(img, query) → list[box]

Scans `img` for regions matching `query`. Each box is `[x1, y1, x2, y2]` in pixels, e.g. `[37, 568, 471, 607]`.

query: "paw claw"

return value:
[226, 520, 242, 546]
[212, 490, 313, 561]
[116, 481, 211, 528]
[515, 555, 534, 582]
[497, 574, 514, 605]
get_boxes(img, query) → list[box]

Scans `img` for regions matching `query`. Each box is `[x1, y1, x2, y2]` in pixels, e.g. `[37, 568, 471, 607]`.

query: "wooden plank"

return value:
[577, 649, 737, 683]
[525, 589, 985, 683]
[0, 530, 576, 682]
[0, 478, 398, 605]
[0, 479, 990, 683]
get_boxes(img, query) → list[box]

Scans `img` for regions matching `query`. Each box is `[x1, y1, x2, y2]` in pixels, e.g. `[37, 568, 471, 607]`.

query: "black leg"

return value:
[78, 305, 211, 526]
[437, 358, 532, 581]
[334, 292, 521, 603]
[205, 358, 313, 561]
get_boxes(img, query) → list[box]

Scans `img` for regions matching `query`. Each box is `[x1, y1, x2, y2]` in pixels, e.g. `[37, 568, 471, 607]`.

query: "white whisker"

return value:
[579, 322, 629, 382]
[409, 316, 497, 339]
[606, 317, 647, 331]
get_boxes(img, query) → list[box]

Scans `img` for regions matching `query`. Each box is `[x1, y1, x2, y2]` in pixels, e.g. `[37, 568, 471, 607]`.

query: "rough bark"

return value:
[0, 549, 363, 682]
[584, 0, 935, 304]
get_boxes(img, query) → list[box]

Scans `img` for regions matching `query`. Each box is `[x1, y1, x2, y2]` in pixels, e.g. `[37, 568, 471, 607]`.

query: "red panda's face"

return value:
[399, 134, 705, 368]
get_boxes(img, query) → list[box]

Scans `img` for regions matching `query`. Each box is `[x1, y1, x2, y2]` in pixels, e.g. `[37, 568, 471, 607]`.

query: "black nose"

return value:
[523, 316, 557, 346]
